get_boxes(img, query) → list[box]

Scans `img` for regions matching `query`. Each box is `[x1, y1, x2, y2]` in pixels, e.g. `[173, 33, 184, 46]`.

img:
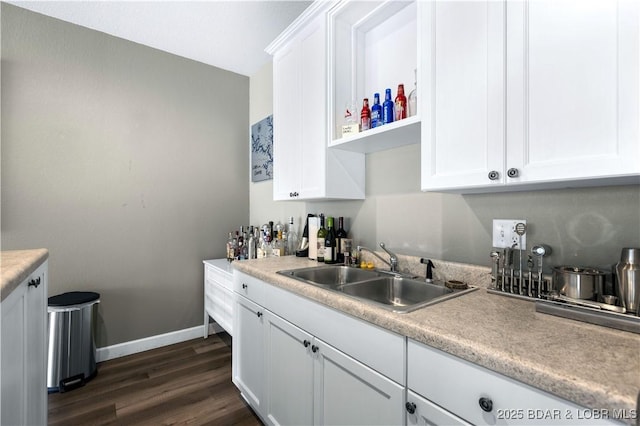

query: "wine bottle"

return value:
[324, 217, 337, 264]
[335, 217, 348, 264]
[395, 84, 407, 121]
[371, 93, 382, 128]
[360, 98, 371, 131]
[316, 214, 327, 263]
[382, 88, 394, 124]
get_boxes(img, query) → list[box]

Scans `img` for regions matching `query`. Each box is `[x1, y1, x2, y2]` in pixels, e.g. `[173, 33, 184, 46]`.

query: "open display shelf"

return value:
[328, 0, 419, 154]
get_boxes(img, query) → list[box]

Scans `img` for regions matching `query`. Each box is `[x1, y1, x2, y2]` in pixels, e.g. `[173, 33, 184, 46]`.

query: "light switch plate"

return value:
[492, 219, 527, 249]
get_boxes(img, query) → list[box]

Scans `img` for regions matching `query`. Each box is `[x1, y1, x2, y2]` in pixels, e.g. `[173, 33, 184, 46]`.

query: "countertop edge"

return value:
[1, 249, 49, 302]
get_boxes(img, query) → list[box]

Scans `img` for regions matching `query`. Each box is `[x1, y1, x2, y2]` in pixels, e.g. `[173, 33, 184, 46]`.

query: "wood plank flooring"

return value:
[48, 332, 263, 425]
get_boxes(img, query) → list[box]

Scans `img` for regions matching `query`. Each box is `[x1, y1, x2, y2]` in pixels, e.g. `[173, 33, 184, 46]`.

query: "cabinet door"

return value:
[406, 390, 471, 426]
[1, 282, 27, 426]
[421, 1, 506, 191]
[232, 295, 264, 413]
[1, 263, 47, 426]
[506, 0, 639, 185]
[313, 338, 404, 426]
[263, 311, 314, 426]
[272, 40, 302, 201]
[25, 266, 47, 426]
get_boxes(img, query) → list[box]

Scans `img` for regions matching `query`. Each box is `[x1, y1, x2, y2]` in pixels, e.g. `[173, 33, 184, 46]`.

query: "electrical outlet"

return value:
[492, 219, 527, 249]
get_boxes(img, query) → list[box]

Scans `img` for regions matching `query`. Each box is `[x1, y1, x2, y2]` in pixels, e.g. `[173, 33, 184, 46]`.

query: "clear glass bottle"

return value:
[408, 69, 417, 117]
[287, 216, 298, 256]
[382, 88, 394, 124]
[247, 226, 257, 259]
[226, 232, 234, 262]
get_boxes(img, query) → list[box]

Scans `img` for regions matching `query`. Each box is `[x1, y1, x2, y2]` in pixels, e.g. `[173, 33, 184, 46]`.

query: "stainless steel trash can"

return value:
[47, 291, 100, 393]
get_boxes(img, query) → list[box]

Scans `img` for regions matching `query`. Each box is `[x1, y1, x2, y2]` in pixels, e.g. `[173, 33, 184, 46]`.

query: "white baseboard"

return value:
[96, 323, 224, 363]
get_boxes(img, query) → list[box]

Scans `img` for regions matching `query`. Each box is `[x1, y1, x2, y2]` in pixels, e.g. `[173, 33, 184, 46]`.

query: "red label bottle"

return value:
[360, 98, 371, 130]
[395, 84, 407, 121]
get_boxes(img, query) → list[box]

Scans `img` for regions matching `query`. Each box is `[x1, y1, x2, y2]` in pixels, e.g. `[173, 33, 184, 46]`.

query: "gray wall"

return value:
[1, 4, 250, 347]
[250, 63, 640, 272]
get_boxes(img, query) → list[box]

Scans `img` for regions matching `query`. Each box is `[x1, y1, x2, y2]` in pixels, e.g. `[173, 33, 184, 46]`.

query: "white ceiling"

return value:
[7, 0, 312, 76]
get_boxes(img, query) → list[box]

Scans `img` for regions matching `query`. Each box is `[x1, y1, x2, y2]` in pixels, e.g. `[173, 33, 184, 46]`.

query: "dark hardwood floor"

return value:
[48, 332, 262, 425]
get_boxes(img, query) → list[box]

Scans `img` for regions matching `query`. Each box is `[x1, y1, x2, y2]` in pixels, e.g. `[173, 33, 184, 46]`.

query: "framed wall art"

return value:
[251, 115, 273, 182]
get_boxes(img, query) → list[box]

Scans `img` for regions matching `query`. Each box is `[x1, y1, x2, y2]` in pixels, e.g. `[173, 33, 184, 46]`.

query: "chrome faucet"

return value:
[357, 242, 399, 272]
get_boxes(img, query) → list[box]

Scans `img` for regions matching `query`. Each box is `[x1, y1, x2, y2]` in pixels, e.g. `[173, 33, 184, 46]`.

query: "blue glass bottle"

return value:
[371, 93, 382, 128]
[382, 88, 394, 124]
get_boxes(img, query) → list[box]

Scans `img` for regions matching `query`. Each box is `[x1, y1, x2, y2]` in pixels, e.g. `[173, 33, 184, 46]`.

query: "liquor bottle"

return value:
[382, 88, 394, 124]
[233, 231, 240, 259]
[335, 217, 348, 264]
[371, 93, 382, 128]
[247, 226, 257, 259]
[408, 69, 417, 117]
[324, 217, 337, 264]
[395, 84, 407, 121]
[237, 227, 245, 260]
[316, 214, 327, 263]
[226, 232, 234, 262]
[360, 98, 371, 131]
[273, 230, 284, 257]
[287, 216, 298, 256]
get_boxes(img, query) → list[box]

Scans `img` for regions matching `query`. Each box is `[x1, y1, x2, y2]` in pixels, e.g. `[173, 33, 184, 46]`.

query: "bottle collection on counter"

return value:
[226, 214, 359, 266]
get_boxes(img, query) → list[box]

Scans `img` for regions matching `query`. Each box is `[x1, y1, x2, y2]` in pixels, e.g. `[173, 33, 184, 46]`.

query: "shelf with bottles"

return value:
[328, 0, 419, 154]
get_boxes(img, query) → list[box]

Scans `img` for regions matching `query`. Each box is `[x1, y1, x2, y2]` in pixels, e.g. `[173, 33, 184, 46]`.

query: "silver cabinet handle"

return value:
[488, 170, 500, 180]
[507, 168, 519, 178]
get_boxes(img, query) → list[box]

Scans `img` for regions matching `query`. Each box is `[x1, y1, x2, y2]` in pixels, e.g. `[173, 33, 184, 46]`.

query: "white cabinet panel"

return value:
[1, 261, 48, 426]
[203, 260, 234, 336]
[314, 338, 404, 426]
[506, 0, 640, 186]
[421, 1, 506, 191]
[264, 311, 314, 426]
[232, 295, 264, 413]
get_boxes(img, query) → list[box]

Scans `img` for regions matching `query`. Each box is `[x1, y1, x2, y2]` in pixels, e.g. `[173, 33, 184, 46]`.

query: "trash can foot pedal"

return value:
[60, 373, 85, 393]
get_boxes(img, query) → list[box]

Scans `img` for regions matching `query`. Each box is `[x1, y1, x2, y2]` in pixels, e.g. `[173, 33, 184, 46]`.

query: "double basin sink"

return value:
[277, 265, 476, 313]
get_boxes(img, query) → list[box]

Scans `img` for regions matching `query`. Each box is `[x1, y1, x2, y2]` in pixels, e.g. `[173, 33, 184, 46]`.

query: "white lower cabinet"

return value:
[1, 260, 48, 426]
[264, 310, 314, 426]
[233, 271, 404, 425]
[203, 259, 234, 337]
[313, 337, 403, 426]
[232, 294, 265, 412]
[407, 339, 621, 425]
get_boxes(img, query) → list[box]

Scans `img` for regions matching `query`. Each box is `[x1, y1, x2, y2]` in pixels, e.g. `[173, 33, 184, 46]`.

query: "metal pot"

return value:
[552, 266, 606, 301]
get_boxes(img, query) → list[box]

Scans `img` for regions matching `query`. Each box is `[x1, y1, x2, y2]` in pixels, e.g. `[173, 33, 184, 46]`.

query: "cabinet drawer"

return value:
[407, 340, 620, 425]
[233, 271, 265, 306]
[205, 264, 233, 292]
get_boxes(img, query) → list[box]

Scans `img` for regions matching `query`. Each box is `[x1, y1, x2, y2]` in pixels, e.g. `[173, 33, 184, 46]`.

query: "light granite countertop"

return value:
[233, 255, 640, 424]
[1, 249, 49, 302]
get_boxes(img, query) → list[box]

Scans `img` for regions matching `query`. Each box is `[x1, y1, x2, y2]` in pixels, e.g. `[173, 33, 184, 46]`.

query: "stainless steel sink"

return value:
[277, 265, 476, 313]
[279, 265, 383, 288]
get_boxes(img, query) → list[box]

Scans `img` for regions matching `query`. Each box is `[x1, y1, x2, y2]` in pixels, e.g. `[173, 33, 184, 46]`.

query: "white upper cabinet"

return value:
[267, 2, 365, 201]
[421, 0, 640, 193]
[328, 0, 420, 154]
